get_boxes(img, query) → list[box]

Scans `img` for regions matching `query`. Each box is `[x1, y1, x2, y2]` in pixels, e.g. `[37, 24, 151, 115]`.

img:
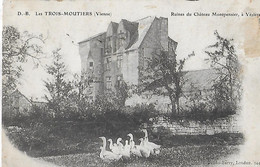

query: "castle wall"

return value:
[79, 33, 106, 99]
[122, 50, 139, 85]
[151, 115, 241, 135]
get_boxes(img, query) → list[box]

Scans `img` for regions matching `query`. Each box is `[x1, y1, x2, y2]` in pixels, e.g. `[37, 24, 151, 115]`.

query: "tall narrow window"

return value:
[118, 30, 126, 48]
[89, 61, 94, 70]
[105, 37, 112, 54]
[89, 79, 94, 88]
[98, 63, 102, 74]
[106, 76, 112, 90]
[117, 55, 123, 68]
[105, 57, 111, 71]
[116, 75, 123, 87]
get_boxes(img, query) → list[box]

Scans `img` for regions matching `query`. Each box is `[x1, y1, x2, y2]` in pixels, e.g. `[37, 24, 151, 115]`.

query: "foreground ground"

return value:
[39, 145, 240, 167]
[4, 117, 244, 166]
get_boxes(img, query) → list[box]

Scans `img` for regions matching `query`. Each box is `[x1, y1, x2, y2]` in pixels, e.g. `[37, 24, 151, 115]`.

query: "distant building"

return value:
[3, 89, 32, 117]
[79, 16, 177, 100]
[180, 68, 219, 109]
[31, 101, 48, 109]
[3, 89, 47, 117]
[126, 68, 219, 112]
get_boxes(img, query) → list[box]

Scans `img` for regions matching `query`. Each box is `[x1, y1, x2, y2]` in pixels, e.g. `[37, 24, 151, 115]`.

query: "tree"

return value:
[72, 71, 95, 113]
[92, 82, 130, 112]
[205, 31, 241, 113]
[115, 80, 130, 108]
[138, 50, 187, 114]
[2, 26, 45, 103]
[44, 49, 74, 114]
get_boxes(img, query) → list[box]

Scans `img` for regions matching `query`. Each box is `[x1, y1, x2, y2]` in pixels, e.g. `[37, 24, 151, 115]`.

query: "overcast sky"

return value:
[3, 0, 258, 100]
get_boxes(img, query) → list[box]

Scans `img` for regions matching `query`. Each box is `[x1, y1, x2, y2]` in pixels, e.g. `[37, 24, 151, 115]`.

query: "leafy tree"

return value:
[205, 31, 241, 113]
[88, 81, 132, 114]
[2, 26, 45, 103]
[138, 50, 187, 114]
[71, 71, 95, 113]
[115, 80, 130, 108]
[44, 48, 74, 114]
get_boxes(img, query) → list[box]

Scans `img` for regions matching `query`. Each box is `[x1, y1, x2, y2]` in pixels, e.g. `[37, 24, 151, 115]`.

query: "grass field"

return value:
[4, 117, 244, 166]
[40, 145, 240, 167]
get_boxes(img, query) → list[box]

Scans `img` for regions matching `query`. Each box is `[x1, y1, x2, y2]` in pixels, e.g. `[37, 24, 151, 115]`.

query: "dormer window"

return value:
[118, 30, 126, 39]
[118, 30, 127, 48]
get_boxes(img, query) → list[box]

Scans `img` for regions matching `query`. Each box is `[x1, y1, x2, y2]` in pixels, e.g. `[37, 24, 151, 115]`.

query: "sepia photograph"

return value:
[2, 0, 260, 166]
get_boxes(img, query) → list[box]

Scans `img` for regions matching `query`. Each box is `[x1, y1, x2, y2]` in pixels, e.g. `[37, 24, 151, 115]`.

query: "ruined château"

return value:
[78, 16, 177, 100]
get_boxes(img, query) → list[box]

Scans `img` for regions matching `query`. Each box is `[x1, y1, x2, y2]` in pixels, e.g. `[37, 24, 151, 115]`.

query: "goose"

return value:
[116, 138, 124, 150]
[124, 140, 131, 151]
[141, 129, 161, 155]
[127, 133, 142, 157]
[122, 140, 131, 158]
[99, 137, 122, 161]
[107, 139, 120, 155]
[127, 133, 135, 149]
[118, 140, 131, 158]
[138, 138, 151, 158]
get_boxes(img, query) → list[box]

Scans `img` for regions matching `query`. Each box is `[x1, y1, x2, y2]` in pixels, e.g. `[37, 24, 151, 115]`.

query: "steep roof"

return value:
[182, 68, 219, 91]
[78, 32, 106, 44]
[144, 68, 219, 92]
[121, 19, 138, 37]
[126, 16, 156, 51]
[111, 22, 119, 33]
[10, 89, 48, 103]
[10, 89, 32, 104]
[79, 16, 156, 49]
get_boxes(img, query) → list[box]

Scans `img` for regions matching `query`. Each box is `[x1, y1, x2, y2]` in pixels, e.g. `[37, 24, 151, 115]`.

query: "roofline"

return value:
[135, 16, 153, 21]
[78, 16, 157, 45]
[78, 32, 106, 44]
[136, 16, 156, 50]
[11, 89, 32, 104]
[182, 68, 219, 73]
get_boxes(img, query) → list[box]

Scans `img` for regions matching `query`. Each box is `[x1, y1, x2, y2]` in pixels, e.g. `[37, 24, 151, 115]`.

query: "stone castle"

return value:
[78, 16, 177, 100]
[78, 16, 218, 112]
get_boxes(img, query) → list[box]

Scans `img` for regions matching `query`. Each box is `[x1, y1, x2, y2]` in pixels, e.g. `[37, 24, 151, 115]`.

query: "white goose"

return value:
[142, 129, 161, 155]
[115, 137, 130, 158]
[107, 138, 120, 155]
[124, 140, 131, 154]
[99, 137, 122, 161]
[120, 140, 131, 158]
[127, 133, 142, 157]
[116, 138, 124, 150]
[138, 138, 151, 158]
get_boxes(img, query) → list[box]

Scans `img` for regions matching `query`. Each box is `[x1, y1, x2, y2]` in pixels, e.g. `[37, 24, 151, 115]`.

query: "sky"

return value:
[2, 0, 259, 100]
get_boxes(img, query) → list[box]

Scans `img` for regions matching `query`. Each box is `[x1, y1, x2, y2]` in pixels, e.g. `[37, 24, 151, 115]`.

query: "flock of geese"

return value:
[99, 129, 161, 161]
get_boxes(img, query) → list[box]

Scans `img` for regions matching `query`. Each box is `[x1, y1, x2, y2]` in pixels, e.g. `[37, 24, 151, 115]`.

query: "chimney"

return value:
[159, 17, 168, 51]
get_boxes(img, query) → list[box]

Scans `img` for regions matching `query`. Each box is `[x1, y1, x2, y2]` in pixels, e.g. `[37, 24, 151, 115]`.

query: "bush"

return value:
[4, 102, 160, 138]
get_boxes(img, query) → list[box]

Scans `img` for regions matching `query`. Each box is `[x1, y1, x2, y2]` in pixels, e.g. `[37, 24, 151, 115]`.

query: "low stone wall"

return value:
[151, 115, 241, 135]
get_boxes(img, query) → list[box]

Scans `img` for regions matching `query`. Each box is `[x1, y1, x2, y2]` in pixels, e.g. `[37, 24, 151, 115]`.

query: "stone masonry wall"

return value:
[151, 115, 241, 135]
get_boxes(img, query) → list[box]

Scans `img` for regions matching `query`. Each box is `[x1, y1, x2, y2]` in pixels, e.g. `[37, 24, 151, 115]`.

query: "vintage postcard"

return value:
[2, 0, 260, 166]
